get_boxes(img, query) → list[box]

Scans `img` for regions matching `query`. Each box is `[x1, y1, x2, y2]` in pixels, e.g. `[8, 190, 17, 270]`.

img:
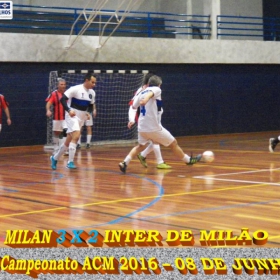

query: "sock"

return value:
[53, 136, 59, 150]
[124, 155, 132, 165]
[68, 142, 77, 162]
[141, 142, 154, 158]
[182, 154, 190, 163]
[58, 137, 65, 147]
[78, 136, 81, 145]
[53, 144, 67, 160]
[153, 144, 164, 164]
[87, 135, 92, 144]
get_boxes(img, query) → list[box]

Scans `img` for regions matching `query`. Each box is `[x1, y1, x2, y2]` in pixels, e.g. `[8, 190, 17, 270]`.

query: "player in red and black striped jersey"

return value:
[0, 94, 11, 132]
[46, 78, 67, 152]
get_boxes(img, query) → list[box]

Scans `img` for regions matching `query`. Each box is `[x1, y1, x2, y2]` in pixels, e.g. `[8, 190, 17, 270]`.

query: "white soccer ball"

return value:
[202, 151, 214, 163]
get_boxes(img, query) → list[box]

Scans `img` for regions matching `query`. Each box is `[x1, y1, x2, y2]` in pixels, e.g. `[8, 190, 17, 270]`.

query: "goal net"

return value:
[46, 70, 146, 147]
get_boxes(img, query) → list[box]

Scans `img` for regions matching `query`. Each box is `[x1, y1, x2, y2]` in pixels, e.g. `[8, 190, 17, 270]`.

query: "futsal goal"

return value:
[46, 69, 147, 148]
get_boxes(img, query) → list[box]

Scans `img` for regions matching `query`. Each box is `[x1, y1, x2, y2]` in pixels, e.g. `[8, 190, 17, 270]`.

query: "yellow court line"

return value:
[0, 183, 268, 218]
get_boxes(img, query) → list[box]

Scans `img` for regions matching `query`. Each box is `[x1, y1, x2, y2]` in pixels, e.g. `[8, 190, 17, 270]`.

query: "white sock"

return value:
[78, 136, 81, 145]
[87, 135, 92, 144]
[53, 144, 67, 160]
[53, 136, 59, 150]
[58, 137, 65, 147]
[124, 155, 132, 165]
[141, 142, 154, 158]
[182, 154, 190, 163]
[153, 144, 164, 164]
[68, 142, 77, 162]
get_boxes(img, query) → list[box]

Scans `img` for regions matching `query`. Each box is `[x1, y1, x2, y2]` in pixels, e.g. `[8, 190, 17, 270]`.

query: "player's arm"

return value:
[46, 101, 52, 117]
[1, 96, 11, 125]
[93, 103, 97, 118]
[139, 91, 154, 106]
[4, 107, 11, 125]
[128, 106, 137, 129]
[60, 94, 75, 117]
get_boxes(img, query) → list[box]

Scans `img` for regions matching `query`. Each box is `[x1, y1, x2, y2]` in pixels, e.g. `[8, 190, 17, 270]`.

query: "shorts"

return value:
[65, 114, 84, 133]
[138, 127, 175, 147]
[52, 120, 67, 132]
[83, 114, 93, 126]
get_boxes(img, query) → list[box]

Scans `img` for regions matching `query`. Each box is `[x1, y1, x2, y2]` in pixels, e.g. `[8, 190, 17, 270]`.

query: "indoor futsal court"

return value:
[0, 130, 279, 248]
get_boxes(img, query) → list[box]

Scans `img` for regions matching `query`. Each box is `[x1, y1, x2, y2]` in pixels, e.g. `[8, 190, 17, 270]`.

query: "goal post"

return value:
[45, 69, 148, 148]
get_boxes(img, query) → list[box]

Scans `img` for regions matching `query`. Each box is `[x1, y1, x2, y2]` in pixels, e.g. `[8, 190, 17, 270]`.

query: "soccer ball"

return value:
[202, 151, 214, 163]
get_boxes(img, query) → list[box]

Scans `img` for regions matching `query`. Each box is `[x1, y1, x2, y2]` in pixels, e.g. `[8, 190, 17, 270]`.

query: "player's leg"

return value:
[67, 130, 80, 169]
[152, 128, 202, 165]
[65, 116, 83, 169]
[269, 136, 280, 153]
[77, 122, 85, 149]
[153, 144, 172, 169]
[85, 115, 93, 149]
[119, 133, 149, 173]
[52, 120, 62, 153]
[137, 141, 153, 168]
[51, 133, 69, 170]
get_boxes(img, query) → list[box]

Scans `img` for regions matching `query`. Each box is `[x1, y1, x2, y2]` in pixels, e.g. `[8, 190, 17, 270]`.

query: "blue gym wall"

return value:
[0, 62, 279, 147]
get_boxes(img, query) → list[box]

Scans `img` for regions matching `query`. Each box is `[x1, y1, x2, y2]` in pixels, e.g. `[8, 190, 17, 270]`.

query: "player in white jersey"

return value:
[128, 73, 171, 169]
[50, 73, 97, 170]
[119, 75, 202, 173]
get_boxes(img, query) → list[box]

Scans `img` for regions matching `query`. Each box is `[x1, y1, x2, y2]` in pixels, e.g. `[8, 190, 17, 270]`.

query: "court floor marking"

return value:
[1, 167, 278, 219]
[0, 182, 271, 219]
[194, 167, 280, 186]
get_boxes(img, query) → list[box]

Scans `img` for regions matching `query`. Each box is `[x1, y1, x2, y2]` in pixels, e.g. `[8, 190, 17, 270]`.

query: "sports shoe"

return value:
[50, 156, 57, 170]
[86, 143, 91, 149]
[137, 154, 147, 168]
[157, 162, 172, 169]
[67, 162, 77, 169]
[76, 144, 81, 149]
[119, 161, 127, 173]
[187, 154, 202, 165]
[269, 138, 279, 153]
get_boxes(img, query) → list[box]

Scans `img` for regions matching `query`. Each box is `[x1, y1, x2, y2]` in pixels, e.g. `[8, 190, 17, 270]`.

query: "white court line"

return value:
[195, 167, 280, 177]
[194, 167, 280, 186]
[194, 177, 280, 186]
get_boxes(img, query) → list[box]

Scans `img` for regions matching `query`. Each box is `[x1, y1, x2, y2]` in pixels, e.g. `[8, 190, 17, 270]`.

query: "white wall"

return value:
[1, 32, 280, 64]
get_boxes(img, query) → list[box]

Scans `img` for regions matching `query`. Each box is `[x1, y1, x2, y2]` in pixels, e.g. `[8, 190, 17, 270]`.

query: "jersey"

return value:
[0, 94, 9, 125]
[128, 86, 144, 123]
[132, 86, 162, 132]
[45, 90, 65, 120]
[64, 84, 95, 121]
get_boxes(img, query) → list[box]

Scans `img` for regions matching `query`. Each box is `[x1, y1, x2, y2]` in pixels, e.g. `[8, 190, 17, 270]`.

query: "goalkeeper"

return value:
[128, 73, 171, 169]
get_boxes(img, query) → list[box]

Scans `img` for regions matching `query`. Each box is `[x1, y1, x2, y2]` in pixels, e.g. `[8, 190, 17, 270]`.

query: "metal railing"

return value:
[3, 5, 280, 41]
[0, 4, 211, 39]
[217, 15, 280, 40]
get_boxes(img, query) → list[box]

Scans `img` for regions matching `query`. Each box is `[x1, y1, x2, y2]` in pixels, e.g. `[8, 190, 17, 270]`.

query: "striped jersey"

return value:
[45, 90, 65, 120]
[0, 94, 9, 124]
[64, 84, 95, 121]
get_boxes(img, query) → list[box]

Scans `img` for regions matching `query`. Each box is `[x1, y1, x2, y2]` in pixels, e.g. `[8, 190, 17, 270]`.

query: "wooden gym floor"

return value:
[1, 131, 280, 248]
